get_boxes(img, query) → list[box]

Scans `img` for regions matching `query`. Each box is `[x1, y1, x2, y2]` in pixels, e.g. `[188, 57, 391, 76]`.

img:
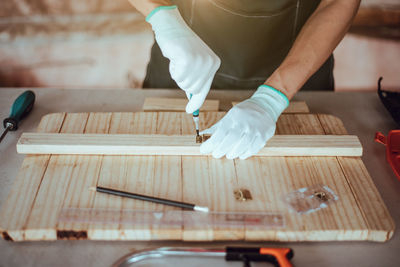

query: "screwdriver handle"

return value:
[225, 247, 294, 267]
[3, 90, 35, 131]
[188, 93, 200, 116]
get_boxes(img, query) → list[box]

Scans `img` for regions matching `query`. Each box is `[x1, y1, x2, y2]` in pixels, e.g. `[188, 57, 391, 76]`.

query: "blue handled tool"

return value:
[0, 90, 35, 143]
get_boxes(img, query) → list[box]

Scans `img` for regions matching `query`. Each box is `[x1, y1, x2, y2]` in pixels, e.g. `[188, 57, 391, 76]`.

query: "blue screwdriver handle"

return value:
[3, 90, 35, 131]
[189, 93, 200, 116]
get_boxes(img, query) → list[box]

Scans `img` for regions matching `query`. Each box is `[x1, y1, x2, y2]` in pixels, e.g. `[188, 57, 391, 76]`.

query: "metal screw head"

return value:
[314, 191, 328, 201]
[234, 189, 253, 202]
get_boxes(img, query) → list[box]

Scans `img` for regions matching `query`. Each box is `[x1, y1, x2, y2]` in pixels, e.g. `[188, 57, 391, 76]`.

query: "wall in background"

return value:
[0, 0, 399, 90]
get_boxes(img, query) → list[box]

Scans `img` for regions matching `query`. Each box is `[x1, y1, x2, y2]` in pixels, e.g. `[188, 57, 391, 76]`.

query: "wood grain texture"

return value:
[0, 111, 395, 242]
[232, 101, 310, 114]
[24, 113, 89, 240]
[17, 133, 363, 157]
[152, 112, 182, 240]
[181, 111, 225, 241]
[143, 97, 219, 112]
[89, 112, 157, 240]
[318, 114, 395, 241]
[57, 112, 112, 239]
[0, 113, 65, 241]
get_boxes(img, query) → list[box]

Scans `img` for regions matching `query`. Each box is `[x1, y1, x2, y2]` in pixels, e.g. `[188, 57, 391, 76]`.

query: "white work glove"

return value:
[146, 6, 221, 113]
[200, 85, 289, 159]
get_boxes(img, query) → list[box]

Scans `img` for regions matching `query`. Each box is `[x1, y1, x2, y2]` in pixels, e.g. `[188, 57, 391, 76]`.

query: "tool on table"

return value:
[112, 247, 294, 267]
[188, 93, 201, 142]
[89, 186, 209, 212]
[375, 130, 400, 181]
[193, 109, 200, 141]
[1, 90, 35, 143]
[377, 77, 400, 127]
[59, 208, 284, 229]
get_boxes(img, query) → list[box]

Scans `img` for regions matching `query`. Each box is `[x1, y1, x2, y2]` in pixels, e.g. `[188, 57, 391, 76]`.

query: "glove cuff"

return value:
[146, 5, 178, 22]
[146, 5, 192, 40]
[249, 85, 289, 122]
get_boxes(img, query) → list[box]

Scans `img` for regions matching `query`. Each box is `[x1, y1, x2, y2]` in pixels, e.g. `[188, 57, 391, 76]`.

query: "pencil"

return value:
[89, 186, 209, 213]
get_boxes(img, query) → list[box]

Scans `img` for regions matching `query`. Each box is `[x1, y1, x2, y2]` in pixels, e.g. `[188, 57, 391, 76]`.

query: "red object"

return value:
[375, 130, 400, 180]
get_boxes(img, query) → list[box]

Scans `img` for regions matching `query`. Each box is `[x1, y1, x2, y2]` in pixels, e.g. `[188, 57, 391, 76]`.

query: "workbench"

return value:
[0, 88, 399, 266]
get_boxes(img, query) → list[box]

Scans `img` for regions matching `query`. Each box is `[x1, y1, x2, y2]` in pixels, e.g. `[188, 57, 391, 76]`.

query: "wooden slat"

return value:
[237, 112, 369, 242]
[152, 112, 183, 239]
[182, 111, 225, 241]
[89, 112, 157, 240]
[276, 114, 325, 135]
[17, 133, 363, 157]
[338, 157, 395, 241]
[1, 111, 395, 242]
[318, 114, 395, 241]
[232, 101, 310, 114]
[317, 114, 348, 135]
[0, 113, 66, 241]
[57, 112, 112, 239]
[24, 113, 89, 240]
[143, 97, 219, 112]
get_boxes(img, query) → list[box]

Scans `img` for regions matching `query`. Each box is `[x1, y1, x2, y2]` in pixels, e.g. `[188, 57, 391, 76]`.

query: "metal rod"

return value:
[113, 247, 226, 267]
[0, 126, 11, 143]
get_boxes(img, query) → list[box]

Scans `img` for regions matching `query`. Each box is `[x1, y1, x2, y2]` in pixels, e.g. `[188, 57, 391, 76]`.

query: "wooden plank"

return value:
[143, 97, 219, 112]
[236, 112, 372, 242]
[57, 112, 112, 239]
[24, 113, 89, 240]
[232, 101, 309, 113]
[17, 133, 363, 157]
[318, 114, 394, 241]
[151, 112, 183, 240]
[338, 157, 395, 241]
[88, 112, 157, 240]
[317, 114, 348, 135]
[182, 111, 225, 241]
[276, 114, 325, 135]
[1, 111, 395, 242]
[237, 112, 334, 241]
[0, 113, 66, 241]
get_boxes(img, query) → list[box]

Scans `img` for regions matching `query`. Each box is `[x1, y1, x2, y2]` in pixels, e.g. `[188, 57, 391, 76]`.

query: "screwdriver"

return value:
[0, 90, 35, 143]
[189, 93, 200, 140]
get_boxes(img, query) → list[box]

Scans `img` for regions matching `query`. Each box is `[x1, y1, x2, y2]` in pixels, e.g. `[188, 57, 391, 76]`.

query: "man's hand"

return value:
[200, 85, 289, 159]
[146, 6, 221, 113]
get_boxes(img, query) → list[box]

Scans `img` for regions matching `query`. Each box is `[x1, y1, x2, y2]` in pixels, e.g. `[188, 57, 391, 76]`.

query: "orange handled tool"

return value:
[113, 246, 294, 267]
[226, 246, 293, 267]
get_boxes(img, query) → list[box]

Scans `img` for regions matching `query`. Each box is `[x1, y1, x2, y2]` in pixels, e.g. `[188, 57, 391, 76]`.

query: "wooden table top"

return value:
[0, 88, 399, 267]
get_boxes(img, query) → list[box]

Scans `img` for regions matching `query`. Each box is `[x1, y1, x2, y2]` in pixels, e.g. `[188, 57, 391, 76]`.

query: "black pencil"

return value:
[89, 186, 209, 213]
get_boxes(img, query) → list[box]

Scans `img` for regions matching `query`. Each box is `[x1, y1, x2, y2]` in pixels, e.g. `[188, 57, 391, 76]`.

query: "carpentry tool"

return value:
[89, 186, 209, 212]
[375, 130, 400, 181]
[1, 90, 35, 143]
[188, 93, 201, 142]
[377, 77, 400, 127]
[112, 247, 294, 267]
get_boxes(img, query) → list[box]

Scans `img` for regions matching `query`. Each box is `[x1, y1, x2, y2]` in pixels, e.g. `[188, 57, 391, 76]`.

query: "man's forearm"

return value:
[128, 0, 172, 17]
[266, 0, 360, 99]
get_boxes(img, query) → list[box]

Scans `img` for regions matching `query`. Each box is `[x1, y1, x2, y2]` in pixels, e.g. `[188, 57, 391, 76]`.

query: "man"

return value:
[128, 0, 360, 159]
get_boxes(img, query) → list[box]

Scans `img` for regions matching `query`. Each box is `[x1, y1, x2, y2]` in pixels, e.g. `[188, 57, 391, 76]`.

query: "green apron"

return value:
[143, 0, 334, 91]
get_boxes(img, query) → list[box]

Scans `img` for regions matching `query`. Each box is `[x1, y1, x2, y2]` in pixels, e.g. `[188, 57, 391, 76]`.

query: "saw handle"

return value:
[225, 247, 293, 267]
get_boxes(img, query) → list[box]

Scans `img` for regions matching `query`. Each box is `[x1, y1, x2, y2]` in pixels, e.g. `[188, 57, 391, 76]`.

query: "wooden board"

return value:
[143, 97, 309, 114]
[0, 111, 395, 242]
[17, 133, 362, 157]
[232, 100, 310, 113]
[143, 97, 219, 112]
